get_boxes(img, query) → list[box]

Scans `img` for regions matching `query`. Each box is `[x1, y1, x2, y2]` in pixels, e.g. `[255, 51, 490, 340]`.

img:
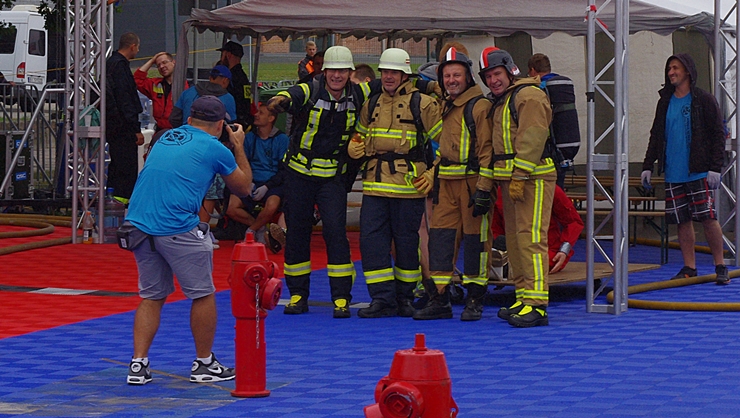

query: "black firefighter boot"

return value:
[460, 283, 487, 321]
[413, 284, 453, 320]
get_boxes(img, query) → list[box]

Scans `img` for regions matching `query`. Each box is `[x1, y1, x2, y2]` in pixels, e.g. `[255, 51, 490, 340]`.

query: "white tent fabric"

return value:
[173, 0, 716, 98]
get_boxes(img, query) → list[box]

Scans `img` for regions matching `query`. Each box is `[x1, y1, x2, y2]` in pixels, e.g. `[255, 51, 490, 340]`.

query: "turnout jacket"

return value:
[277, 75, 378, 179]
[642, 53, 725, 175]
[436, 85, 494, 192]
[355, 79, 442, 198]
[490, 77, 555, 181]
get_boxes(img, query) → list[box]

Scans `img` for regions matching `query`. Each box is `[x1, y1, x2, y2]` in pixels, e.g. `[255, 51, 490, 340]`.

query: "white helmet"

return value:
[378, 48, 412, 74]
[322, 46, 355, 70]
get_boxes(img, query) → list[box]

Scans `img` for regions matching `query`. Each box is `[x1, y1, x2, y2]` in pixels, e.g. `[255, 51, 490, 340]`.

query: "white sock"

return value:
[197, 354, 213, 364]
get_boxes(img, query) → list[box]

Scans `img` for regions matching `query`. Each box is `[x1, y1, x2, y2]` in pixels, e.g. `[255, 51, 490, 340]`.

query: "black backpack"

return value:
[507, 77, 581, 166]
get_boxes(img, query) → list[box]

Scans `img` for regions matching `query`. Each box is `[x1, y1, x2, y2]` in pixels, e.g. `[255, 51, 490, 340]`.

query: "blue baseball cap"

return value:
[190, 95, 228, 122]
[210, 65, 232, 81]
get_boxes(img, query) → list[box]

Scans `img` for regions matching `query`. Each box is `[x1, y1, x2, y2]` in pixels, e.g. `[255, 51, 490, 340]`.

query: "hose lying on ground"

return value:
[0, 214, 76, 255]
[607, 268, 740, 311]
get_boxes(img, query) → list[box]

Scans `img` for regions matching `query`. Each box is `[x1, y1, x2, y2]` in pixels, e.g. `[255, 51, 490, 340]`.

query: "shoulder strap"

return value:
[506, 84, 530, 126]
[463, 95, 485, 171]
[366, 92, 381, 125]
[307, 77, 322, 108]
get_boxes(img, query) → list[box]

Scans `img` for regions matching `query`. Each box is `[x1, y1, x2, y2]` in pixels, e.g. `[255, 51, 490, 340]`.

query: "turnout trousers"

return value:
[283, 171, 354, 303]
[360, 195, 425, 307]
[501, 177, 555, 307]
[428, 177, 492, 287]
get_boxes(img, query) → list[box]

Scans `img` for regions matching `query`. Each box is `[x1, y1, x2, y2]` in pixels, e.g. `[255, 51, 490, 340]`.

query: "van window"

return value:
[28, 29, 45, 56]
[0, 26, 18, 54]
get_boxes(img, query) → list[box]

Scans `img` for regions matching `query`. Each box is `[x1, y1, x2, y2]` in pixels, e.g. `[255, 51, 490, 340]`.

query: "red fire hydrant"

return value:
[364, 334, 458, 418]
[229, 232, 282, 398]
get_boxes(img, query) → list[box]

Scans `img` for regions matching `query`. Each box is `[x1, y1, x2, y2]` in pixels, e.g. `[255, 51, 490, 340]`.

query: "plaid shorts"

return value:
[665, 179, 716, 224]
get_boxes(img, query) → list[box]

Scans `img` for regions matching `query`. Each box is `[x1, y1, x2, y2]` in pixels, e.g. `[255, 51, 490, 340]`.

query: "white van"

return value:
[0, 6, 48, 100]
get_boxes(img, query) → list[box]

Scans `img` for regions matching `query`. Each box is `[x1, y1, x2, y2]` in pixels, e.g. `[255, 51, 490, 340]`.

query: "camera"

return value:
[219, 121, 238, 142]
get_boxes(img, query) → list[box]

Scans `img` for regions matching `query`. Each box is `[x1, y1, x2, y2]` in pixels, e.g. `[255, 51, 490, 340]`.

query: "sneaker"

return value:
[127, 359, 152, 385]
[497, 300, 524, 321]
[671, 266, 697, 280]
[358, 301, 397, 318]
[265, 223, 286, 254]
[284, 295, 309, 314]
[397, 299, 416, 318]
[333, 298, 351, 318]
[716, 264, 730, 286]
[190, 353, 235, 383]
[507, 305, 549, 328]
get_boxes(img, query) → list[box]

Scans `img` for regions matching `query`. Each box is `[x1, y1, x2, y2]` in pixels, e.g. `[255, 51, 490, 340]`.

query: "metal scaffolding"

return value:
[713, 0, 740, 267]
[65, 0, 113, 243]
[585, 0, 630, 314]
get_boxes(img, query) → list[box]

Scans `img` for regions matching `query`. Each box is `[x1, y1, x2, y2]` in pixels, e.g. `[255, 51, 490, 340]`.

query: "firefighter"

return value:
[479, 47, 555, 328]
[349, 48, 442, 318]
[412, 46, 495, 322]
[267, 46, 377, 319]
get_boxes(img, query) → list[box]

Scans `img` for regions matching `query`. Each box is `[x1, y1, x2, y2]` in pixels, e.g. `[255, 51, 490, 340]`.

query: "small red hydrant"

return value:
[228, 232, 282, 398]
[364, 333, 458, 418]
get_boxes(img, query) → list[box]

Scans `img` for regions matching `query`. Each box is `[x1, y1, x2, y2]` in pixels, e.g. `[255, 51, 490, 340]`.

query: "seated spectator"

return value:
[134, 52, 188, 131]
[223, 103, 289, 253]
[169, 65, 236, 128]
[491, 184, 584, 273]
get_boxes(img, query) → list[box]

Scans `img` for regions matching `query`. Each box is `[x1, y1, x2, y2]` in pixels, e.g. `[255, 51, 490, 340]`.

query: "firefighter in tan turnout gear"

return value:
[480, 47, 555, 328]
[349, 48, 443, 318]
[413, 46, 495, 322]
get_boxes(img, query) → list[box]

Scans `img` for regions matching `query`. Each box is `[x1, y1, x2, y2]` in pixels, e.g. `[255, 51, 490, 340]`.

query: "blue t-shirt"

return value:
[244, 128, 289, 184]
[664, 93, 706, 183]
[126, 124, 238, 235]
[175, 86, 237, 123]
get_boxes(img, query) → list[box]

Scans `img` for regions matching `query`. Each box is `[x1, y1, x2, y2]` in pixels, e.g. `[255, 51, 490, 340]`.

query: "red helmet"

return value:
[437, 47, 475, 87]
[479, 47, 520, 80]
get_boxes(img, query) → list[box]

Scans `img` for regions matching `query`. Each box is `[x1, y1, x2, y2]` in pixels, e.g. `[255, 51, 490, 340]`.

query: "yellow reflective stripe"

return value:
[438, 165, 470, 176]
[523, 290, 549, 301]
[277, 90, 292, 100]
[500, 94, 515, 174]
[480, 212, 489, 243]
[362, 181, 420, 195]
[284, 260, 311, 276]
[514, 157, 536, 172]
[515, 287, 524, 298]
[479, 167, 494, 179]
[300, 107, 323, 149]
[532, 252, 545, 293]
[532, 178, 544, 243]
[427, 119, 443, 140]
[287, 154, 340, 177]
[299, 84, 310, 104]
[431, 274, 452, 286]
[153, 85, 164, 94]
[531, 159, 556, 175]
[462, 276, 488, 286]
[357, 122, 369, 135]
[365, 267, 394, 284]
[459, 119, 470, 164]
[394, 266, 421, 283]
[327, 263, 356, 278]
[359, 82, 371, 99]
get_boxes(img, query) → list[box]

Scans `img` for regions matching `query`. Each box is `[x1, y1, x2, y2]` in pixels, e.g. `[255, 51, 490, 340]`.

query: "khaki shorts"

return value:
[133, 222, 215, 299]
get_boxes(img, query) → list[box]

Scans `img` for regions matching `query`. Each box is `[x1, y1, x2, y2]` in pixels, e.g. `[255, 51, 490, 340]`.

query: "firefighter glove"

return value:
[348, 139, 365, 159]
[413, 168, 435, 195]
[267, 95, 291, 113]
[509, 178, 526, 202]
[469, 189, 491, 217]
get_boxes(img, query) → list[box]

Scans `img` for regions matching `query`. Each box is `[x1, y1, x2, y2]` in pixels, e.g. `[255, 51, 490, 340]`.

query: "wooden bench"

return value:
[577, 209, 669, 264]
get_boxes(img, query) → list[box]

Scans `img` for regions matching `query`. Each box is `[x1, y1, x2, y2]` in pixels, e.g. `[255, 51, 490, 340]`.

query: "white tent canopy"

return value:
[173, 0, 717, 97]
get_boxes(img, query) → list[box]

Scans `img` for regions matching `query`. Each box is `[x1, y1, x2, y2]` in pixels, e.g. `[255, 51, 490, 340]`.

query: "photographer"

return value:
[123, 95, 252, 385]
